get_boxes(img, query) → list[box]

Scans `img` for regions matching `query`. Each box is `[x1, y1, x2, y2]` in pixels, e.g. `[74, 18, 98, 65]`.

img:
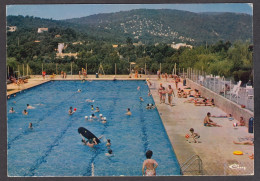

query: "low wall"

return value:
[186, 79, 254, 127]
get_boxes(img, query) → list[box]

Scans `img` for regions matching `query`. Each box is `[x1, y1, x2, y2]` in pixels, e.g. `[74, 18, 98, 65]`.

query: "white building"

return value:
[7, 26, 17, 32]
[37, 28, 48, 33]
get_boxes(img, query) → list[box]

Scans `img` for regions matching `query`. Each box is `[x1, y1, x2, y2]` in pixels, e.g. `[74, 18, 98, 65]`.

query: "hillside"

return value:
[64, 9, 253, 45]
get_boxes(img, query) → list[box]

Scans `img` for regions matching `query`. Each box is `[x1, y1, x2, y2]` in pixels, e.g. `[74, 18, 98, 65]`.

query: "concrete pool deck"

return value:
[149, 79, 254, 175]
[6, 75, 254, 175]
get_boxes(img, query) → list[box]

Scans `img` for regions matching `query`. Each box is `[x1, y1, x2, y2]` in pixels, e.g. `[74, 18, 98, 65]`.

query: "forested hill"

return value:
[7, 9, 252, 45]
[64, 9, 252, 44]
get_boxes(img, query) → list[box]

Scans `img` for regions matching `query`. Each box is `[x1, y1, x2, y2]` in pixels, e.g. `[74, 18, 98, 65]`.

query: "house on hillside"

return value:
[38, 28, 48, 33]
[7, 26, 17, 32]
[170, 43, 193, 49]
[112, 44, 118, 48]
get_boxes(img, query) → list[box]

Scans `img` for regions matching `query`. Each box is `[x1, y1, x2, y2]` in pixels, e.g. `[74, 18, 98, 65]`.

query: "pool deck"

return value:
[149, 78, 254, 175]
[6, 75, 254, 175]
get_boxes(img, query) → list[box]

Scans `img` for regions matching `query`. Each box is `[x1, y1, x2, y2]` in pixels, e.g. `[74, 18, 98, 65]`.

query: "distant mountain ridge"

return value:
[7, 9, 252, 45]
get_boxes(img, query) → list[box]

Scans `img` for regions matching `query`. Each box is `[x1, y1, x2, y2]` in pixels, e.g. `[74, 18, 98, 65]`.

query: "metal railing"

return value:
[180, 155, 203, 175]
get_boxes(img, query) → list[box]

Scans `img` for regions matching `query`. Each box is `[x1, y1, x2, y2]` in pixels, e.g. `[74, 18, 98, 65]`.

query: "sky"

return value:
[6, 3, 253, 20]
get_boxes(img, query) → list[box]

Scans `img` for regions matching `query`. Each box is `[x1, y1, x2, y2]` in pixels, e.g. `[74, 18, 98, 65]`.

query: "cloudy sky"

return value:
[7, 3, 253, 20]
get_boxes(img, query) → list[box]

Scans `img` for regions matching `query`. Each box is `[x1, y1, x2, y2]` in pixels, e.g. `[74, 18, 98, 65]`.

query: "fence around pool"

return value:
[7, 63, 254, 112]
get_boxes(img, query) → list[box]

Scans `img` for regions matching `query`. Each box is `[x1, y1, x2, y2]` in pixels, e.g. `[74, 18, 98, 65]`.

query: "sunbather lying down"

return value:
[195, 98, 214, 106]
[233, 141, 254, 145]
[204, 112, 222, 127]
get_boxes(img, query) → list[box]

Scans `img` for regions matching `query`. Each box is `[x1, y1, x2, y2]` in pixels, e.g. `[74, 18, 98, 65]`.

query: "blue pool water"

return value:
[7, 80, 180, 176]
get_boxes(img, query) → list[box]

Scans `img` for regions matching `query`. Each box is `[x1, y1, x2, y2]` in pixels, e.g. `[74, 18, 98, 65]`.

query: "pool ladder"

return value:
[180, 155, 203, 175]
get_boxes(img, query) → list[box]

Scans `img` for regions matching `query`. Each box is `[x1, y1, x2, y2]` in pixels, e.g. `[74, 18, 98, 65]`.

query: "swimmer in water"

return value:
[68, 107, 75, 115]
[137, 86, 140, 90]
[126, 108, 132, 116]
[105, 149, 114, 156]
[142, 150, 158, 176]
[7, 95, 10, 99]
[102, 117, 107, 124]
[86, 99, 94, 102]
[95, 107, 100, 112]
[85, 116, 88, 120]
[77, 89, 81, 92]
[23, 109, 28, 115]
[91, 114, 97, 119]
[9, 107, 15, 113]
[29, 123, 33, 129]
[27, 104, 35, 109]
[99, 114, 104, 120]
[91, 105, 94, 110]
[106, 139, 111, 147]
[140, 97, 144, 102]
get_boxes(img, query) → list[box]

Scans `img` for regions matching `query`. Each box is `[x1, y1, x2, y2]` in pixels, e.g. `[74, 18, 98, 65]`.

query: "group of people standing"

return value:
[158, 83, 175, 106]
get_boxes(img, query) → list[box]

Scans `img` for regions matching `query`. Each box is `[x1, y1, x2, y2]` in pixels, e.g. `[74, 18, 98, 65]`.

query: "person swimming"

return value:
[106, 139, 111, 147]
[77, 89, 81, 92]
[105, 149, 114, 156]
[126, 108, 132, 115]
[95, 107, 100, 112]
[101, 117, 107, 124]
[27, 104, 35, 109]
[68, 107, 75, 115]
[29, 123, 33, 129]
[140, 97, 144, 101]
[23, 109, 28, 115]
[86, 99, 94, 102]
[146, 104, 155, 109]
[85, 116, 88, 120]
[9, 107, 15, 113]
[91, 105, 94, 110]
[91, 114, 97, 119]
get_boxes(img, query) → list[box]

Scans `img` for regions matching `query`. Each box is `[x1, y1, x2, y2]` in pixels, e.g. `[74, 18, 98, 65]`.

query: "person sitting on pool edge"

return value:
[142, 150, 158, 176]
[126, 108, 132, 115]
[23, 109, 28, 115]
[237, 116, 245, 126]
[204, 112, 222, 127]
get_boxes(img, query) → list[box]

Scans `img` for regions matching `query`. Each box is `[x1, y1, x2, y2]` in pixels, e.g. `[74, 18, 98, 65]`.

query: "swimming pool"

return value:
[7, 80, 181, 176]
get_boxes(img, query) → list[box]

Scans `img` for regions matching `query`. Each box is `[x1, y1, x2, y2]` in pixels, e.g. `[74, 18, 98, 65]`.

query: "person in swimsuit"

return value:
[204, 112, 222, 127]
[23, 109, 28, 115]
[29, 123, 33, 129]
[167, 85, 175, 106]
[142, 150, 158, 176]
[106, 139, 111, 148]
[189, 128, 200, 143]
[162, 87, 167, 103]
[158, 83, 163, 103]
[237, 117, 245, 126]
[233, 140, 254, 145]
[95, 107, 100, 112]
[126, 108, 132, 115]
[140, 97, 144, 102]
[68, 107, 74, 115]
[106, 149, 114, 156]
[27, 104, 35, 109]
[9, 107, 15, 113]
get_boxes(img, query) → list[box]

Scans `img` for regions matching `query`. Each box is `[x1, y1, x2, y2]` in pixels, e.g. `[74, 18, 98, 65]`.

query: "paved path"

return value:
[149, 78, 254, 175]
